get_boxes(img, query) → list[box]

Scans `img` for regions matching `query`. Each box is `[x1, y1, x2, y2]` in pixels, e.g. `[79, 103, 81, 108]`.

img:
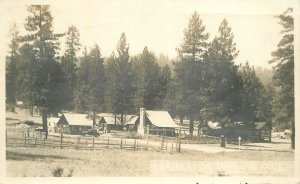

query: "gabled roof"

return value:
[207, 121, 221, 130]
[99, 113, 115, 117]
[125, 115, 139, 125]
[59, 113, 93, 127]
[145, 110, 179, 128]
[254, 122, 268, 130]
[100, 116, 122, 125]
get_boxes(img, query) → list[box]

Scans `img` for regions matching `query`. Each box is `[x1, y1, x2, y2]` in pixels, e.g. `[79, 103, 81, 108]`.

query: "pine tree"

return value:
[75, 45, 106, 123]
[269, 8, 294, 149]
[20, 5, 64, 137]
[6, 23, 20, 106]
[61, 26, 81, 110]
[175, 11, 210, 135]
[132, 47, 161, 110]
[88, 44, 106, 125]
[115, 33, 135, 123]
[238, 62, 264, 122]
[207, 19, 242, 131]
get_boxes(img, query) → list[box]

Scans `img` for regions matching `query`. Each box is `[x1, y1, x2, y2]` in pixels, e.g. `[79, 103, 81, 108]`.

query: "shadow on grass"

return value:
[6, 151, 69, 161]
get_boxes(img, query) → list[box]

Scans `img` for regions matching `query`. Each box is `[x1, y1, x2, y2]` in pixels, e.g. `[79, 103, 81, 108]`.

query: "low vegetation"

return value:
[6, 147, 294, 177]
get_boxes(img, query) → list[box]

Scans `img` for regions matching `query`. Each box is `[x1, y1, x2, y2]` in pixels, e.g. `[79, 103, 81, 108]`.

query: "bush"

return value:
[51, 166, 64, 177]
[51, 166, 74, 177]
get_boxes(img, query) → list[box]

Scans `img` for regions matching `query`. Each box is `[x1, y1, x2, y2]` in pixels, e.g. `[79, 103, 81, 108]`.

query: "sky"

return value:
[0, 0, 298, 69]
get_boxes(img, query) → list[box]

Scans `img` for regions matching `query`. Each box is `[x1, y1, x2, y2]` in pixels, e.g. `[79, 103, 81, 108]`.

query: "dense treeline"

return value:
[6, 6, 294, 148]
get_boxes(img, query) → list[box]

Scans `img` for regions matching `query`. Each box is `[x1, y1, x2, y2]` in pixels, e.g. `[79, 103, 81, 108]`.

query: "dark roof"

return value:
[254, 122, 269, 130]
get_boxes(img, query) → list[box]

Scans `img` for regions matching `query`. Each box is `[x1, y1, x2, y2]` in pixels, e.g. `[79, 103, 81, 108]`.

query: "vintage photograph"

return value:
[1, 0, 298, 182]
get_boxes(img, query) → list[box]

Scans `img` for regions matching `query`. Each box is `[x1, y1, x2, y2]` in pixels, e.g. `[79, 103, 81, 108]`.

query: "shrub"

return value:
[51, 166, 74, 177]
[51, 166, 64, 177]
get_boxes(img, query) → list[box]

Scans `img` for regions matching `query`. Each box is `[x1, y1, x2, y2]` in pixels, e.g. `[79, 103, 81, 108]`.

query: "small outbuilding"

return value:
[57, 113, 93, 135]
[125, 115, 139, 132]
[254, 122, 272, 142]
[99, 113, 123, 133]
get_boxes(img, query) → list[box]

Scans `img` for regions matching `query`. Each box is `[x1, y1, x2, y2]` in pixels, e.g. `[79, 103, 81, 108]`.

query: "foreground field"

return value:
[6, 146, 294, 177]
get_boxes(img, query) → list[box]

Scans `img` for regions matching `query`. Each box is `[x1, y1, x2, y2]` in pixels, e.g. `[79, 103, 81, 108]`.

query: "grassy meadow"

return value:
[6, 147, 294, 177]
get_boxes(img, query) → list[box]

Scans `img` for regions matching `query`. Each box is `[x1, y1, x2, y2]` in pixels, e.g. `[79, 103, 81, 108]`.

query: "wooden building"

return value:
[98, 113, 123, 133]
[204, 121, 272, 142]
[57, 113, 93, 135]
[125, 115, 139, 132]
[138, 109, 180, 137]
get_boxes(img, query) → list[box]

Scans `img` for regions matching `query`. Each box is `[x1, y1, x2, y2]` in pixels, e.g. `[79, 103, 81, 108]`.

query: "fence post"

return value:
[93, 137, 95, 150]
[35, 137, 37, 147]
[120, 138, 123, 149]
[146, 126, 149, 150]
[24, 133, 27, 147]
[60, 133, 63, 149]
[107, 137, 110, 149]
[43, 138, 46, 147]
[134, 139, 136, 152]
[27, 128, 30, 138]
[178, 127, 181, 152]
[171, 137, 174, 152]
[77, 137, 80, 149]
[6, 130, 8, 147]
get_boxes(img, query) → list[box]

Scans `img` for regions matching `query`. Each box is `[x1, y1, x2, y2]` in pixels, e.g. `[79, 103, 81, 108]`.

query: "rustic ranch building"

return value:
[57, 113, 93, 135]
[138, 108, 180, 137]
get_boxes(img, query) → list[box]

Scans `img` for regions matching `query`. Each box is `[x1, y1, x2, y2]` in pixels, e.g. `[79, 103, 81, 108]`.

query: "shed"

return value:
[57, 113, 93, 135]
[225, 122, 271, 142]
[125, 115, 139, 132]
[254, 122, 272, 142]
[99, 113, 123, 132]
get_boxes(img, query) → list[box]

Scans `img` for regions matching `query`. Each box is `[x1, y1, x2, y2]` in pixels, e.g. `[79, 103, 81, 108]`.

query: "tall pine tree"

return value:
[269, 8, 294, 149]
[6, 23, 20, 107]
[207, 19, 242, 131]
[106, 33, 134, 124]
[175, 11, 210, 136]
[20, 5, 64, 136]
[61, 26, 81, 110]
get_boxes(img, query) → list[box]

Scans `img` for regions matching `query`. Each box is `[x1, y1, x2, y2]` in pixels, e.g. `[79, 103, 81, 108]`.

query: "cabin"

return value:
[138, 108, 180, 137]
[125, 115, 139, 132]
[98, 113, 123, 133]
[254, 122, 272, 142]
[204, 121, 272, 142]
[57, 113, 93, 135]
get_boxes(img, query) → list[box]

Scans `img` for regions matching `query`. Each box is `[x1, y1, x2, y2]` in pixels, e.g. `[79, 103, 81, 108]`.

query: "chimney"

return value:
[138, 108, 145, 136]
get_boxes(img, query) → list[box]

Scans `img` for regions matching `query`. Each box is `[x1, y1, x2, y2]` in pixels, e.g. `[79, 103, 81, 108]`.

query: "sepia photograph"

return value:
[0, 0, 299, 183]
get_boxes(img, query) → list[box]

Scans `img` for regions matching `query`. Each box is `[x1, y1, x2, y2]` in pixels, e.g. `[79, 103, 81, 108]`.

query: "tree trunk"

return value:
[291, 122, 295, 149]
[189, 115, 194, 137]
[30, 106, 33, 116]
[93, 109, 96, 127]
[121, 113, 124, 125]
[180, 115, 184, 125]
[41, 109, 48, 139]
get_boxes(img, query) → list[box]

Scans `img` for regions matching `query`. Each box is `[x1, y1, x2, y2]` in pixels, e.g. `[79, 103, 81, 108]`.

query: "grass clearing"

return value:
[6, 147, 294, 177]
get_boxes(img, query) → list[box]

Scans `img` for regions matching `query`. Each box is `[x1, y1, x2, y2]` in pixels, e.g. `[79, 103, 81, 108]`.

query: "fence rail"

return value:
[6, 130, 147, 151]
[6, 128, 222, 152]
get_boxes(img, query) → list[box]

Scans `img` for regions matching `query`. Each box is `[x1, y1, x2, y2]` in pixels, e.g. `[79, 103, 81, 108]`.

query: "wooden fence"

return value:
[6, 129, 147, 151]
[6, 128, 221, 152]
